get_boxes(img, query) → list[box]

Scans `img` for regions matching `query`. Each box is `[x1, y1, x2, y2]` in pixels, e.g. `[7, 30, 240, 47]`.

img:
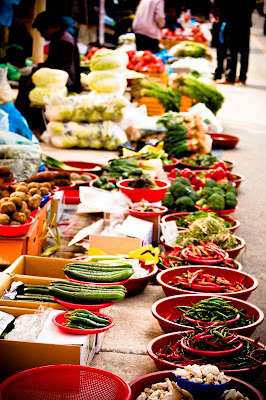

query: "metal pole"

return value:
[99, 0, 105, 45]
[32, 0, 46, 64]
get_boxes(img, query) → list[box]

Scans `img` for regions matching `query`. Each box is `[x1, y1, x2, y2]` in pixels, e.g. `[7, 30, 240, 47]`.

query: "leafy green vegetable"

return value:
[32, 68, 68, 88]
[87, 70, 126, 93]
[182, 153, 218, 167]
[89, 49, 128, 71]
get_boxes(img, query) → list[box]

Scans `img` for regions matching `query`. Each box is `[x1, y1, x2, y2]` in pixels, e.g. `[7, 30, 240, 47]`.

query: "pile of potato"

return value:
[0, 181, 50, 226]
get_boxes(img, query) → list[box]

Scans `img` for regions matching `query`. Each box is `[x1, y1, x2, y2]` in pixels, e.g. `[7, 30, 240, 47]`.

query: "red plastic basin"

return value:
[147, 331, 266, 381]
[156, 266, 258, 300]
[151, 294, 264, 336]
[129, 371, 264, 400]
[47, 161, 103, 175]
[116, 179, 170, 203]
[124, 263, 158, 296]
[178, 159, 236, 171]
[0, 216, 35, 237]
[163, 157, 179, 172]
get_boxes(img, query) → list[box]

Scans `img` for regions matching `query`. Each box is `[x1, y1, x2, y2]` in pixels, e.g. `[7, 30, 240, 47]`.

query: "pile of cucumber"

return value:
[64, 262, 133, 283]
[64, 309, 110, 330]
[50, 281, 126, 304]
[16, 284, 55, 303]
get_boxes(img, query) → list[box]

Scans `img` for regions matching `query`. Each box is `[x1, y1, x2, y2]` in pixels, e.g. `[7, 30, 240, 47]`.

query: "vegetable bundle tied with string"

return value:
[131, 79, 181, 112]
[157, 111, 211, 158]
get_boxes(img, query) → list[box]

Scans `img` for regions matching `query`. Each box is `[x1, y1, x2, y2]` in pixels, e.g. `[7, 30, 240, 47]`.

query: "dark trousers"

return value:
[225, 28, 250, 83]
[135, 33, 159, 53]
[214, 42, 227, 80]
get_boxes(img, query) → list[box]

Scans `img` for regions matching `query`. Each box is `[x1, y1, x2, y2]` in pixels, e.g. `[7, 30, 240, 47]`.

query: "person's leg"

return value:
[238, 28, 250, 83]
[225, 32, 238, 83]
[264, 18, 266, 36]
[135, 33, 159, 53]
[215, 42, 227, 80]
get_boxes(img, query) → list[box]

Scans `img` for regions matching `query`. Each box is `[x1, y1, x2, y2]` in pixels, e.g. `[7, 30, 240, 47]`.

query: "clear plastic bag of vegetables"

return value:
[86, 70, 127, 94]
[42, 120, 127, 150]
[44, 94, 76, 121]
[29, 87, 68, 107]
[0, 132, 42, 181]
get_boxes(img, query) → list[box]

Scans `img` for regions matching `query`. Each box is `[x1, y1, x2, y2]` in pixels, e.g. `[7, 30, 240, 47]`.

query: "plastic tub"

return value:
[117, 179, 170, 203]
[0, 365, 131, 400]
[129, 371, 264, 400]
[178, 159, 236, 171]
[156, 266, 258, 300]
[127, 205, 168, 217]
[163, 158, 179, 172]
[46, 161, 103, 175]
[0, 216, 35, 237]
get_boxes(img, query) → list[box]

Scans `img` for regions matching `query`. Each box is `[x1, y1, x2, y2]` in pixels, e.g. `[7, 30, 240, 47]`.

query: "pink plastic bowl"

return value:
[156, 266, 258, 301]
[116, 179, 170, 203]
[129, 371, 264, 400]
[161, 211, 240, 233]
[151, 294, 264, 337]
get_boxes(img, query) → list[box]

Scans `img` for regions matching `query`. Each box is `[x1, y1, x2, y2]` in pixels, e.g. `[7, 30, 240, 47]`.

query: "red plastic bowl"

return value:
[178, 159, 236, 171]
[46, 161, 103, 175]
[52, 311, 115, 334]
[161, 211, 240, 233]
[65, 274, 130, 286]
[56, 182, 76, 190]
[0, 365, 132, 400]
[195, 204, 238, 215]
[208, 133, 240, 149]
[147, 332, 266, 380]
[226, 236, 246, 259]
[116, 179, 170, 203]
[72, 173, 99, 188]
[156, 266, 258, 300]
[53, 297, 115, 310]
[129, 371, 264, 400]
[127, 205, 168, 217]
[151, 294, 264, 336]
[233, 173, 245, 189]
[163, 157, 179, 172]
[124, 263, 158, 296]
[0, 216, 35, 237]
[3, 179, 16, 185]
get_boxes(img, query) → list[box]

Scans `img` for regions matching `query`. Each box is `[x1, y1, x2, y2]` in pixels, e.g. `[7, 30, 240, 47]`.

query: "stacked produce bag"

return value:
[42, 49, 129, 150]
[29, 68, 68, 106]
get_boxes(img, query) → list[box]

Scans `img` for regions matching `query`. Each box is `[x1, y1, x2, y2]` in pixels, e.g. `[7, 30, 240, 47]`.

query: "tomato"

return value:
[213, 160, 227, 172]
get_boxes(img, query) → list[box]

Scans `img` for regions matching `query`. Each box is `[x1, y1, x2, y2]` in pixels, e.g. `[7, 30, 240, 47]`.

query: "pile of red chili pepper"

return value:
[181, 243, 227, 263]
[157, 330, 266, 370]
[183, 325, 241, 352]
[168, 269, 249, 292]
[159, 250, 240, 270]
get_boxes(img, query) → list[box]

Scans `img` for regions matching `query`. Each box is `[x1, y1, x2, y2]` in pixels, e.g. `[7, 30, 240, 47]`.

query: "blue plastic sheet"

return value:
[0, 0, 21, 27]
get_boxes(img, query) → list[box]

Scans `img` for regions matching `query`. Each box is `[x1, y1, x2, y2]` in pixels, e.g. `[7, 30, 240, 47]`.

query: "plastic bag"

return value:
[80, 186, 129, 214]
[4, 306, 53, 342]
[0, 109, 9, 131]
[44, 94, 76, 121]
[43, 120, 127, 150]
[86, 70, 127, 94]
[0, 67, 13, 105]
[32, 68, 69, 88]
[0, 132, 42, 181]
[89, 49, 128, 72]
[29, 87, 68, 106]
[188, 103, 223, 133]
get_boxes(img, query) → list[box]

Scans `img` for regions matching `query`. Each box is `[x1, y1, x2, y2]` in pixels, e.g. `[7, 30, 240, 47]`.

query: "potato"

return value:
[33, 194, 42, 201]
[11, 211, 27, 224]
[40, 187, 49, 196]
[28, 197, 40, 210]
[29, 188, 41, 196]
[1, 201, 16, 215]
[16, 185, 28, 193]
[9, 196, 23, 209]
[0, 197, 10, 206]
[10, 191, 27, 201]
[10, 221, 21, 225]
[28, 182, 40, 189]
[24, 209, 31, 219]
[0, 214, 10, 225]
[40, 182, 52, 191]
[1, 190, 11, 198]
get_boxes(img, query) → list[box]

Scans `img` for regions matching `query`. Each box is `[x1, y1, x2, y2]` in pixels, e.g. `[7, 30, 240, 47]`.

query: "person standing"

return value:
[216, 0, 257, 85]
[133, 0, 166, 53]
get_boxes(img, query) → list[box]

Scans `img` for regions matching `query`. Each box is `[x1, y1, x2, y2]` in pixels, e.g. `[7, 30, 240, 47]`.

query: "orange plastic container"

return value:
[180, 95, 196, 112]
[133, 97, 166, 116]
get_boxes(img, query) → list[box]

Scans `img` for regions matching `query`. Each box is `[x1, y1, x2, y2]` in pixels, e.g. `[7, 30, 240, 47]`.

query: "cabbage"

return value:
[87, 71, 127, 94]
[45, 94, 75, 121]
[32, 68, 69, 88]
[89, 49, 128, 72]
[47, 121, 65, 135]
[29, 87, 67, 106]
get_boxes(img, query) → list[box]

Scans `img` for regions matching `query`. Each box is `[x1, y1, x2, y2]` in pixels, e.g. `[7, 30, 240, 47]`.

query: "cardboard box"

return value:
[0, 203, 48, 268]
[0, 306, 96, 380]
[0, 273, 66, 310]
[89, 219, 143, 254]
